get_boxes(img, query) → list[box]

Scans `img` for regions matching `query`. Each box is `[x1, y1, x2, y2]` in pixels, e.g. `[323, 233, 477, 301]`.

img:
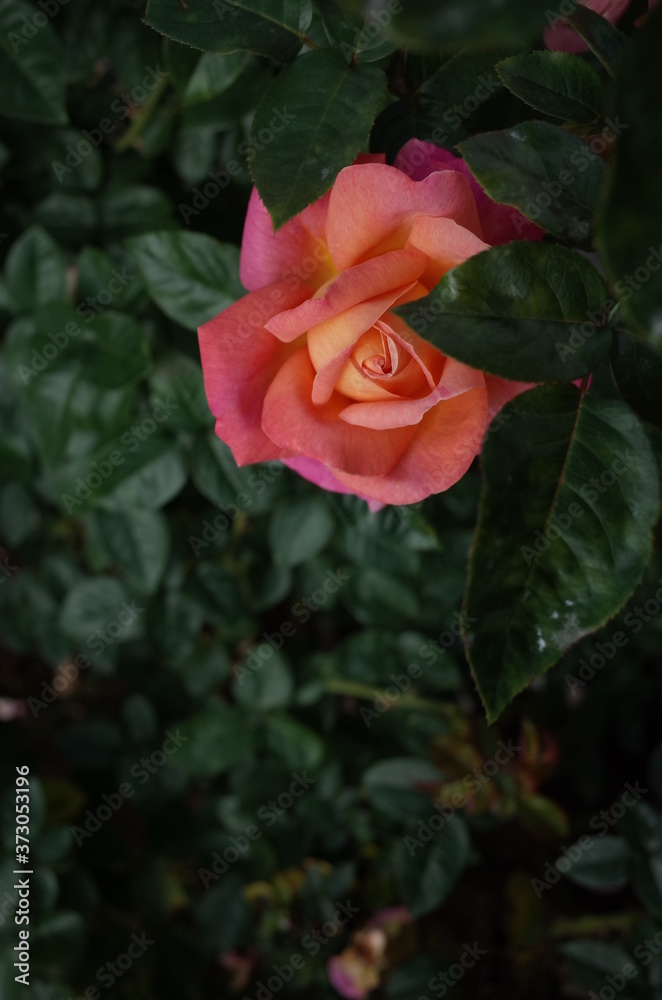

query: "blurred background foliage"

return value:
[1, 0, 662, 997]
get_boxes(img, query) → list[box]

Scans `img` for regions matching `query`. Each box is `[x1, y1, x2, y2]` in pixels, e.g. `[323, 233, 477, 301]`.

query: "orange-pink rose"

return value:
[198, 141, 539, 506]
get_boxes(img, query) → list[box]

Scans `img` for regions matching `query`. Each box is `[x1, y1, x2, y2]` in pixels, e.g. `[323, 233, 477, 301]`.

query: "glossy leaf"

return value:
[317, 0, 398, 64]
[59, 576, 142, 643]
[81, 313, 152, 389]
[397, 242, 612, 382]
[496, 52, 603, 122]
[127, 231, 243, 330]
[395, 817, 470, 917]
[93, 509, 171, 594]
[465, 386, 661, 721]
[5, 225, 68, 313]
[249, 49, 386, 229]
[565, 4, 627, 77]
[559, 835, 632, 891]
[268, 495, 335, 568]
[144, 0, 312, 61]
[0, 0, 68, 124]
[459, 121, 607, 247]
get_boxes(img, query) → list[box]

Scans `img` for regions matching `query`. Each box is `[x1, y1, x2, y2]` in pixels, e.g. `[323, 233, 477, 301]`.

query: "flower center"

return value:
[362, 353, 392, 377]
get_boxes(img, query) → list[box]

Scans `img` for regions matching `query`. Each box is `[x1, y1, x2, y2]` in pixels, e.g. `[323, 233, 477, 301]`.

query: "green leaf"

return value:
[610, 332, 662, 429]
[190, 433, 244, 509]
[395, 817, 470, 917]
[59, 0, 110, 81]
[317, 0, 398, 64]
[59, 576, 143, 644]
[77, 246, 144, 314]
[98, 444, 187, 512]
[5, 225, 68, 312]
[0, 0, 68, 124]
[173, 705, 255, 777]
[93, 509, 170, 595]
[397, 242, 612, 382]
[144, 0, 312, 62]
[127, 231, 242, 330]
[19, 363, 79, 469]
[459, 120, 607, 247]
[372, 47, 512, 159]
[149, 351, 212, 433]
[81, 312, 152, 389]
[560, 939, 639, 978]
[100, 186, 175, 241]
[363, 758, 444, 820]
[496, 52, 603, 123]
[356, 0, 553, 48]
[264, 714, 325, 769]
[598, 4, 662, 346]
[418, 47, 512, 110]
[56, 435, 186, 512]
[0, 482, 39, 547]
[268, 495, 335, 568]
[465, 386, 661, 721]
[560, 836, 632, 891]
[180, 50, 253, 103]
[565, 4, 627, 77]
[233, 650, 293, 711]
[33, 191, 99, 243]
[249, 49, 386, 229]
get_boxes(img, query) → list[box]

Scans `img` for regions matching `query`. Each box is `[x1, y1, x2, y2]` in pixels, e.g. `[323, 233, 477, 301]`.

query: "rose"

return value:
[198, 143, 539, 506]
[327, 907, 411, 999]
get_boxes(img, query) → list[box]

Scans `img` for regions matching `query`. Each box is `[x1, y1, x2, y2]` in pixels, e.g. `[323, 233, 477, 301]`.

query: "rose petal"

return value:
[265, 249, 426, 343]
[326, 163, 483, 271]
[331, 387, 488, 505]
[340, 356, 484, 430]
[261, 348, 414, 476]
[239, 187, 335, 293]
[395, 139, 544, 245]
[198, 281, 308, 465]
[406, 215, 490, 286]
